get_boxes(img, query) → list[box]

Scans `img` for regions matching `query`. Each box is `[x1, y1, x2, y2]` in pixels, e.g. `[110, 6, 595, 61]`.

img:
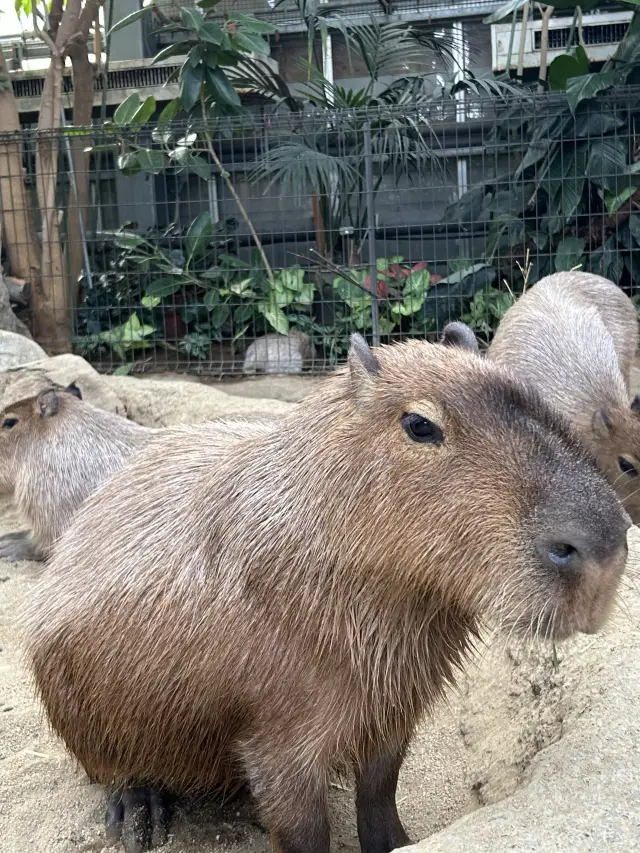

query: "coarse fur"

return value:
[24, 337, 629, 853]
[488, 273, 640, 521]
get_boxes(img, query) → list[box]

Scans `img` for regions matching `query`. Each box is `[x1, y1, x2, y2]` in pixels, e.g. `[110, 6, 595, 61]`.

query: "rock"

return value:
[397, 528, 640, 853]
[104, 375, 294, 427]
[0, 331, 44, 369]
[0, 276, 32, 340]
[221, 375, 322, 404]
[4, 276, 29, 308]
[0, 354, 125, 414]
[243, 331, 316, 375]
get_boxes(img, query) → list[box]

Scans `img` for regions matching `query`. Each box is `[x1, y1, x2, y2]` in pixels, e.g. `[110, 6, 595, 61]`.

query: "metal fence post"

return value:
[363, 121, 380, 348]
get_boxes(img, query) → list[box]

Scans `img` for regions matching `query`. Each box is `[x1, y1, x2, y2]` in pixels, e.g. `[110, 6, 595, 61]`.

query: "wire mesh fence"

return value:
[2, 85, 640, 376]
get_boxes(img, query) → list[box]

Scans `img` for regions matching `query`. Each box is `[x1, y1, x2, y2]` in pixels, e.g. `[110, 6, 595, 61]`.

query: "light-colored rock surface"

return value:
[105, 374, 294, 427]
[242, 331, 316, 375]
[0, 276, 32, 339]
[0, 331, 45, 369]
[0, 354, 125, 414]
[220, 375, 323, 404]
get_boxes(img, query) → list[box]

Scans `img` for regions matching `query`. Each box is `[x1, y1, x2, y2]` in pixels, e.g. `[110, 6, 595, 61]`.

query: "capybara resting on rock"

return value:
[24, 335, 630, 853]
[488, 271, 640, 521]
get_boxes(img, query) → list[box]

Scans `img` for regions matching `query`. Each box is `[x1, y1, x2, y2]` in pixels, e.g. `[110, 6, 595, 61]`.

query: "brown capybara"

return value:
[0, 383, 157, 562]
[488, 272, 640, 521]
[24, 334, 630, 853]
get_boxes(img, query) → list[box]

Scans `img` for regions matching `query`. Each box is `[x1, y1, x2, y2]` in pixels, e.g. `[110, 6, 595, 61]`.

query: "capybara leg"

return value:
[355, 747, 411, 853]
[267, 810, 330, 853]
[0, 531, 44, 562]
[105, 786, 173, 853]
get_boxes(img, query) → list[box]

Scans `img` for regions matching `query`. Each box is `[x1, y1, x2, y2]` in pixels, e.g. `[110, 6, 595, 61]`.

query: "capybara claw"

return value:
[105, 787, 171, 852]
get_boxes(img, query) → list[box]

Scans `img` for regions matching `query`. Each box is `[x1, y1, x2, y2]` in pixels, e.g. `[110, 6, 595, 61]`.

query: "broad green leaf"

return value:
[614, 10, 640, 65]
[152, 43, 192, 66]
[108, 4, 152, 35]
[586, 137, 628, 192]
[141, 296, 162, 309]
[114, 93, 142, 126]
[555, 236, 586, 272]
[204, 66, 241, 107]
[515, 140, 551, 176]
[566, 72, 618, 115]
[117, 151, 141, 176]
[403, 269, 430, 300]
[158, 98, 181, 122]
[209, 304, 231, 329]
[111, 231, 147, 249]
[605, 186, 636, 213]
[230, 14, 278, 34]
[186, 212, 214, 263]
[259, 301, 289, 335]
[131, 95, 156, 125]
[295, 283, 315, 304]
[199, 21, 224, 45]
[548, 46, 590, 91]
[113, 363, 133, 376]
[179, 61, 205, 111]
[135, 148, 165, 174]
[203, 290, 220, 309]
[233, 30, 271, 56]
[229, 278, 255, 295]
[170, 147, 211, 180]
[629, 213, 640, 244]
[181, 7, 206, 33]
[145, 277, 183, 298]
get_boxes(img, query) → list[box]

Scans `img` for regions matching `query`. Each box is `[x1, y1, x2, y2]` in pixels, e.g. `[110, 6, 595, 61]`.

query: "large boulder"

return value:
[0, 331, 46, 370]
[0, 353, 124, 413]
[104, 375, 294, 427]
[0, 274, 33, 340]
[397, 529, 640, 853]
[243, 331, 316, 375]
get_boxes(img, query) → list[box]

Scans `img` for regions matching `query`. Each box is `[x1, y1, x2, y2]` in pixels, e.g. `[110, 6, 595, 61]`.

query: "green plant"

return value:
[74, 313, 156, 360]
[445, 6, 640, 295]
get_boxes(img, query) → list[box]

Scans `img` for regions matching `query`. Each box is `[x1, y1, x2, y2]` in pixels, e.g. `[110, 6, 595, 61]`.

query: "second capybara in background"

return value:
[488, 272, 640, 520]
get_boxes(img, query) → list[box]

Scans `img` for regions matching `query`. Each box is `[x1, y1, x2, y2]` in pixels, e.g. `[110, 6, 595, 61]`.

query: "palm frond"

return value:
[296, 59, 372, 108]
[249, 141, 359, 198]
[227, 57, 303, 112]
[348, 19, 427, 84]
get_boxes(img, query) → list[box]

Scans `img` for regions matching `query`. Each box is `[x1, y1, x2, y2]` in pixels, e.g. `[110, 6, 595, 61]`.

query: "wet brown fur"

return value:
[488, 272, 640, 521]
[24, 338, 629, 851]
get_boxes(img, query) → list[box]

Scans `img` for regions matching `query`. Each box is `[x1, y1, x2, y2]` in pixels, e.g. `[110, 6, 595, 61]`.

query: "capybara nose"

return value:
[538, 539, 582, 578]
[537, 522, 630, 579]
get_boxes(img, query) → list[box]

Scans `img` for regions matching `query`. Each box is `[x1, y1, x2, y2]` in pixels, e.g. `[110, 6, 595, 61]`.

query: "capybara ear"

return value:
[65, 382, 82, 400]
[592, 407, 613, 438]
[348, 334, 380, 410]
[631, 393, 640, 415]
[440, 322, 479, 352]
[37, 389, 60, 419]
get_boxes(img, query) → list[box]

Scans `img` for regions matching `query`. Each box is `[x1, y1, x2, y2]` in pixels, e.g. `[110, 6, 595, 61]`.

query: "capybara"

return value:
[0, 383, 157, 562]
[24, 335, 630, 853]
[488, 272, 640, 520]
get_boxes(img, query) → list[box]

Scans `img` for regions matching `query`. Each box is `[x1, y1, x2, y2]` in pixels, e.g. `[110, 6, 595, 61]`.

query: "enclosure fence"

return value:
[2, 86, 640, 376]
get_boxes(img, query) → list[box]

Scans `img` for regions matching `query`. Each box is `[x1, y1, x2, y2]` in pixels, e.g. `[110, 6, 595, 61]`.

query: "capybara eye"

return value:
[618, 456, 639, 478]
[2, 418, 18, 430]
[401, 413, 444, 445]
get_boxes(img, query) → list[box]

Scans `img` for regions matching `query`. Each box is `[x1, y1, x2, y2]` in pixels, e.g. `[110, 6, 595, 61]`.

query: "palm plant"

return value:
[231, 17, 522, 262]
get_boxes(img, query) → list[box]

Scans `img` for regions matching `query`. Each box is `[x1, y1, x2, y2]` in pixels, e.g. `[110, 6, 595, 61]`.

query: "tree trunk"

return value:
[34, 52, 71, 352]
[67, 41, 94, 298]
[31, 0, 83, 353]
[0, 50, 42, 310]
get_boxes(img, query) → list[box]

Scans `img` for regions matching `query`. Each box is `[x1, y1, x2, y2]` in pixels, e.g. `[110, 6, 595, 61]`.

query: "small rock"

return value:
[243, 331, 316, 375]
[0, 331, 45, 369]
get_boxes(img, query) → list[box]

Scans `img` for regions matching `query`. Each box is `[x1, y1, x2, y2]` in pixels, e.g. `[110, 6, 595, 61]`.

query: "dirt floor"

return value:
[0, 495, 477, 853]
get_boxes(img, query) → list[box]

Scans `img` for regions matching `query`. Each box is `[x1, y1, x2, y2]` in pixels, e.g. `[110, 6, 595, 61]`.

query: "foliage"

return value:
[444, 9, 640, 292]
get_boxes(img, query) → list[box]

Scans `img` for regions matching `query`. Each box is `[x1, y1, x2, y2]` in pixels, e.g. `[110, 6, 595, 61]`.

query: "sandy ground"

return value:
[0, 495, 477, 853]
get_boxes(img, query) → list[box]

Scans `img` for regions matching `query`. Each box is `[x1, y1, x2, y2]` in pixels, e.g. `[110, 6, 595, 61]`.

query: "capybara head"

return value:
[590, 393, 640, 521]
[347, 336, 629, 641]
[0, 383, 82, 491]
